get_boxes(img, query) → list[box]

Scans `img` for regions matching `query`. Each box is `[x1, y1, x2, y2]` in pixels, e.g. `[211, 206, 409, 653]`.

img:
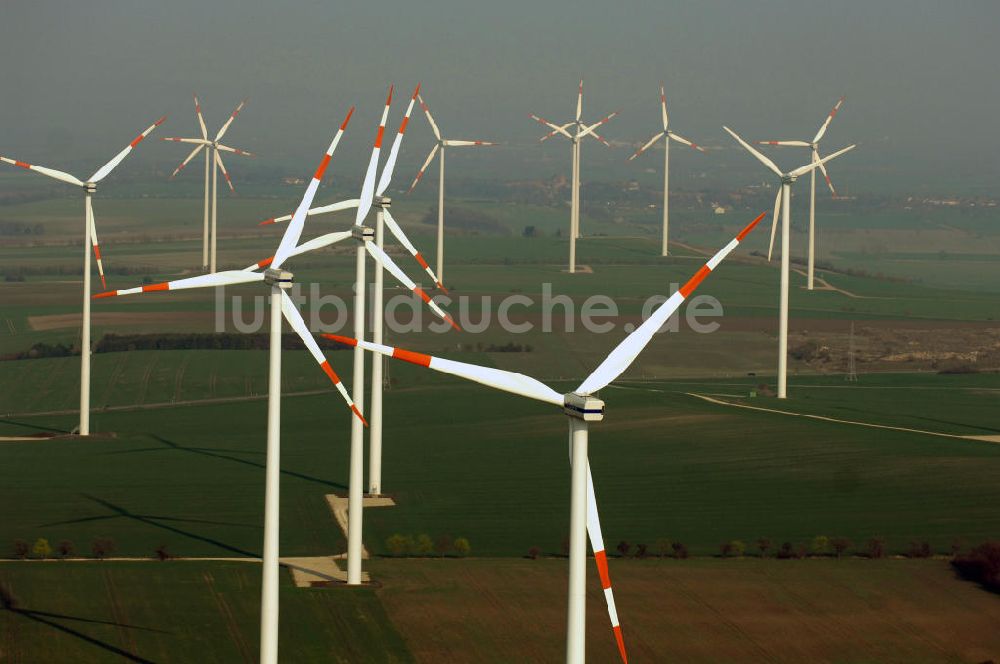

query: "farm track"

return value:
[4, 388, 333, 418]
[101, 353, 130, 407]
[172, 353, 190, 402]
[202, 570, 253, 663]
[685, 391, 1000, 443]
[135, 354, 158, 406]
[103, 568, 140, 659]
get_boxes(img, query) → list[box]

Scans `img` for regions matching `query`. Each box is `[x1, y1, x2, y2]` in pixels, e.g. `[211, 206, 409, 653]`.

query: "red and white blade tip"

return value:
[340, 106, 355, 130]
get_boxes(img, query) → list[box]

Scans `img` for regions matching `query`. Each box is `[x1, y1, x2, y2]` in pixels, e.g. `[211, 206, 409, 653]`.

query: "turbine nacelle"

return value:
[263, 267, 293, 289]
[373, 195, 392, 209]
[563, 392, 605, 422]
[351, 225, 375, 242]
[83, 182, 97, 193]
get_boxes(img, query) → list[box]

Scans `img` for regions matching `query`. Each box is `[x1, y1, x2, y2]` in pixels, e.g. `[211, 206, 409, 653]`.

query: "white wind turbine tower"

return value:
[254, 86, 455, 501]
[0, 115, 165, 436]
[628, 84, 706, 256]
[756, 97, 846, 290]
[724, 126, 855, 399]
[163, 97, 252, 272]
[407, 90, 495, 286]
[326, 211, 766, 664]
[530, 80, 618, 273]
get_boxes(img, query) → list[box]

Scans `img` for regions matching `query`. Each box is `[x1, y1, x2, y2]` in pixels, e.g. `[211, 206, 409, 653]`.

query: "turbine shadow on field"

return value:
[1, 585, 162, 663]
[0, 418, 73, 434]
[43, 495, 259, 558]
[117, 434, 348, 491]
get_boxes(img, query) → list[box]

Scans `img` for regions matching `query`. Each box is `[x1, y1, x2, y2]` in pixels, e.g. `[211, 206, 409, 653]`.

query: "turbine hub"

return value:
[563, 392, 605, 422]
[351, 225, 375, 242]
[782, 174, 797, 185]
[263, 268, 293, 289]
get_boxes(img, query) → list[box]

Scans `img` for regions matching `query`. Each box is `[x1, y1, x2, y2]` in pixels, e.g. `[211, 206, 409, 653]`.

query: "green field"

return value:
[2, 368, 999, 560]
[0, 560, 411, 663]
[1, 187, 999, 662]
[2, 558, 997, 663]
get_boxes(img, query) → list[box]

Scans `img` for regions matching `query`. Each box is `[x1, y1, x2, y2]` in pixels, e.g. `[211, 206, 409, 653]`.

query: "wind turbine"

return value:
[255, 86, 454, 501]
[406, 91, 495, 285]
[163, 97, 252, 272]
[724, 126, 855, 399]
[326, 211, 767, 663]
[530, 80, 617, 273]
[0, 115, 165, 436]
[628, 84, 705, 256]
[95, 108, 365, 664]
[756, 97, 846, 290]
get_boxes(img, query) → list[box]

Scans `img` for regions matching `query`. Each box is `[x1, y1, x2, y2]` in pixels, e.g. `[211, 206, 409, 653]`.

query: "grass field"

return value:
[0, 560, 411, 663]
[2, 370, 999, 560]
[1, 558, 997, 663]
[373, 557, 1000, 664]
[1, 188, 999, 662]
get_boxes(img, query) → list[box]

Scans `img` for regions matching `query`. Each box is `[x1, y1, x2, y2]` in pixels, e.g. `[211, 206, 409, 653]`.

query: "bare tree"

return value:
[56, 540, 75, 559]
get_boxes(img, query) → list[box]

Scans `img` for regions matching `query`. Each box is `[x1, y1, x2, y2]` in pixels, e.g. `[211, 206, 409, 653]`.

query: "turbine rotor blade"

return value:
[418, 94, 442, 141]
[93, 270, 264, 299]
[364, 240, 459, 330]
[756, 140, 811, 147]
[660, 83, 669, 129]
[272, 106, 354, 270]
[577, 111, 618, 140]
[530, 114, 573, 140]
[815, 149, 837, 197]
[0, 155, 83, 186]
[408, 144, 440, 193]
[442, 140, 494, 147]
[813, 96, 845, 144]
[575, 212, 767, 395]
[575, 457, 628, 664]
[279, 290, 366, 425]
[162, 137, 211, 145]
[723, 126, 783, 178]
[667, 131, 705, 152]
[382, 209, 446, 290]
[788, 144, 855, 178]
[217, 144, 254, 157]
[86, 197, 106, 290]
[767, 188, 782, 261]
[540, 123, 574, 143]
[214, 150, 235, 192]
[170, 143, 206, 178]
[322, 336, 564, 407]
[355, 86, 393, 226]
[377, 84, 419, 197]
[214, 98, 247, 142]
[286, 230, 353, 260]
[90, 116, 167, 183]
[627, 132, 665, 161]
[576, 79, 583, 122]
[258, 199, 360, 227]
[193, 94, 208, 140]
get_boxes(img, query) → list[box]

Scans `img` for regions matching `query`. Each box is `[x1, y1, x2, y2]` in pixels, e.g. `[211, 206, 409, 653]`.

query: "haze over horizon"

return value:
[2, 1, 997, 195]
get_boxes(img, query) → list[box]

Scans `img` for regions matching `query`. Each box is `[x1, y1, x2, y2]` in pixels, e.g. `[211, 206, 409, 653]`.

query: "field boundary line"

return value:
[685, 392, 999, 444]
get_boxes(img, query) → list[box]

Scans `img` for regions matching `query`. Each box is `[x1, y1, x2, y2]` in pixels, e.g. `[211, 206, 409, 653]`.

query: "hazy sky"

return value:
[2, 1, 998, 194]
